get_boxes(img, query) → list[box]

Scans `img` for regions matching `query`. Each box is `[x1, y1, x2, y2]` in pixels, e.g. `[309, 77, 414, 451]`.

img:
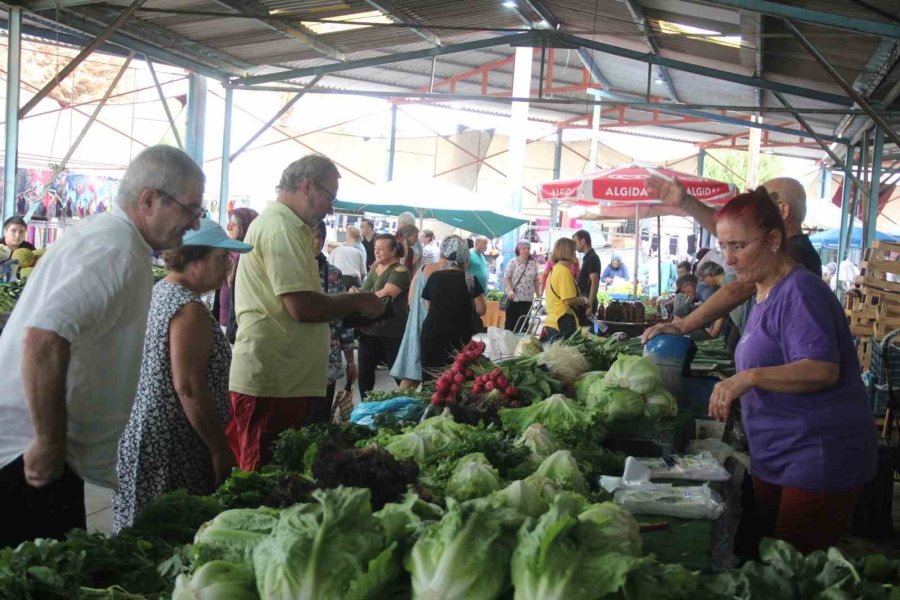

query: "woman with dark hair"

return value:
[356, 233, 410, 396]
[3, 216, 34, 251]
[420, 236, 486, 375]
[113, 220, 251, 531]
[214, 207, 258, 341]
[707, 187, 876, 554]
[312, 221, 356, 408]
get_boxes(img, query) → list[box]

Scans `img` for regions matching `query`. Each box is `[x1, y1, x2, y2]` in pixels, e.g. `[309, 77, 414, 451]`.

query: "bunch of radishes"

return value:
[430, 340, 487, 406]
[471, 366, 521, 408]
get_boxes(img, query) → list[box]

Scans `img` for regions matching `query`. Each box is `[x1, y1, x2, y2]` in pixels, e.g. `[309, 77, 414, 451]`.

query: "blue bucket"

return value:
[643, 334, 694, 370]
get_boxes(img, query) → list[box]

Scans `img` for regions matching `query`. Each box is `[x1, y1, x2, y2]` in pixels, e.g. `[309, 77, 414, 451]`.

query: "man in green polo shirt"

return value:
[227, 154, 384, 471]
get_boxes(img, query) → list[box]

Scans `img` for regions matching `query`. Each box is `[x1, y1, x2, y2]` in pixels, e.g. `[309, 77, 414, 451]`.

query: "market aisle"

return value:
[85, 367, 397, 534]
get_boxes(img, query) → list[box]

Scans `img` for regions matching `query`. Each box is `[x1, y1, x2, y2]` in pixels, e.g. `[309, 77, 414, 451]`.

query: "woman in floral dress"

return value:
[113, 220, 251, 531]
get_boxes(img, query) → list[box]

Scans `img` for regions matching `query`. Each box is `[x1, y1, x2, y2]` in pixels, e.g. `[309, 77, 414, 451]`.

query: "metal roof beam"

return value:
[212, 0, 347, 62]
[668, 107, 848, 143]
[22, 0, 103, 8]
[233, 31, 539, 86]
[365, 0, 441, 46]
[690, 0, 900, 39]
[20, 0, 144, 118]
[620, 0, 679, 102]
[521, 0, 612, 89]
[558, 31, 852, 106]
[30, 5, 252, 78]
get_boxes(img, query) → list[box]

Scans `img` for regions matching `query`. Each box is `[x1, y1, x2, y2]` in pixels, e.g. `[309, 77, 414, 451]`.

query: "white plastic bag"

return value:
[614, 483, 725, 520]
[636, 452, 731, 482]
[486, 326, 518, 360]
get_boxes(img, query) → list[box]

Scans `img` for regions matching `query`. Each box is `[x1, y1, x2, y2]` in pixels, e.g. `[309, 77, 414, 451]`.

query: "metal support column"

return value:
[819, 166, 830, 199]
[865, 127, 884, 250]
[551, 128, 562, 228]
[501, 46, 533, 289]
[219, 86, 233, 225]
[696, 149, 707, 248]
[4, 7, 21, 221]
[387, 103, 397, 182]
[185, 74, 207, 165]
[838, 145, 854, 265]
[587, 90, 602, 170]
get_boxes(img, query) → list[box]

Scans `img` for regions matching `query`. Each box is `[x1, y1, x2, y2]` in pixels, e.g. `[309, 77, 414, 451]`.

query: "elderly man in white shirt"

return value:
[0, 145, 205, 548]
[328, 225, 368, 288]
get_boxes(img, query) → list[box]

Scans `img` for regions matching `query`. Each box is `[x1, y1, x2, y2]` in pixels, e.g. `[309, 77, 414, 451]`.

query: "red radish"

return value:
[466, 368, 474, 378]
[431, 393, 442, 405]
[453, 373, 465, 384]
[491, 367, 502, 378]
[472, 383, 483, 394]
[450, 383, 461, 394]
[505, 386, 519, 397]
[485, 381, 494, 392]
[496, 375, 507, 388]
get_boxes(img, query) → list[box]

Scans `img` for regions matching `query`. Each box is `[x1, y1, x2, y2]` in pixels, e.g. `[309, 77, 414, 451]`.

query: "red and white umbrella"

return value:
[538, 164, 737, 219]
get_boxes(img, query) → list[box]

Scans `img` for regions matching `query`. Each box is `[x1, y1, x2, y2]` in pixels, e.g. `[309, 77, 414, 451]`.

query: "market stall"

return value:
[7, 324, 892, 600]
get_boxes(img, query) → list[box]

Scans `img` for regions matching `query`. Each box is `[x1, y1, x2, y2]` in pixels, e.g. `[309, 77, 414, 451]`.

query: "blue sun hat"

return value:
[182, 217, 252, 253]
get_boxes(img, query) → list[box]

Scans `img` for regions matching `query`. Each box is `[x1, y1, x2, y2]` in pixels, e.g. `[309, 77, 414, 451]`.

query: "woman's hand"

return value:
[708, 371, 753, 422]
[212, 448, 237, 485]
[506, 290, 516, 301]
[345, 363, 358, 384]
[641, 321, 684, 343]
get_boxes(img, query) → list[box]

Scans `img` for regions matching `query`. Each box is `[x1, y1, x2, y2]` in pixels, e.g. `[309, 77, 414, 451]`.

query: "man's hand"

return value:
[647, 175, 687, 208]
[641, 321, 684, 344]
[23, 439, 66, 488]
[212, 449, 237, 485]
[709, 371, 753, 422]
[357, 292, 386, 318]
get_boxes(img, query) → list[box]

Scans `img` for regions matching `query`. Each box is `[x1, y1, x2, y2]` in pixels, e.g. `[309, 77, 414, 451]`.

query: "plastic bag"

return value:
[635, 452, 731, 482]
[614, 483, 725, 520]
[487, 326, 519, 360]
[349, 396, 426, 429]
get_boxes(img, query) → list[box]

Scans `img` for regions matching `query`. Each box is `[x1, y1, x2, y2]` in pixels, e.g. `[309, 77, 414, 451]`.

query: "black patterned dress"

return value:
[112, 280, 231, 532]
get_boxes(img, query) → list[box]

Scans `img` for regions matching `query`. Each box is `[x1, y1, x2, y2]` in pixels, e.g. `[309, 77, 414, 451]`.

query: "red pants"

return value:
[226, 393, 330, 471]
[752, 476, 860, 554]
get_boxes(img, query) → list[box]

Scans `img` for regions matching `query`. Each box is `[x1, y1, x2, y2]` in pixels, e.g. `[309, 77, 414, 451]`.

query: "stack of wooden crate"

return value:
[846, 241, 900, 371]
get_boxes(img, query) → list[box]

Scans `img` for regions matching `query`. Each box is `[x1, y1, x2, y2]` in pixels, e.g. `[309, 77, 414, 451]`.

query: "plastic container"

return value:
[643, 334, 694, 370]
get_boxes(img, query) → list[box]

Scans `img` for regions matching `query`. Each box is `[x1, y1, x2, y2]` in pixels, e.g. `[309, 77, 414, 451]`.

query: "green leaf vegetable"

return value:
[604, 354, 661, 395]
[531, 450, 588, 496]
[445, 453, 502, 502]
[171, 560, 256, 600]
[194, 507, 280, 566]
[406, 500, 524, 600]
[500, 394, 600, 447]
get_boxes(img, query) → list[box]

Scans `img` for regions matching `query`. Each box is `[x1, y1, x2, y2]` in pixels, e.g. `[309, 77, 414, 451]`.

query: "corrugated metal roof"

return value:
[16, 0, 900, 162]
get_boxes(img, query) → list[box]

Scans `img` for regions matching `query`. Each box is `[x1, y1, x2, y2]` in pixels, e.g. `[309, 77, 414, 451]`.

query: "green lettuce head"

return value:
[576, 502, 642, 557]
[643, 387, 678, 420]
[446, 453, 502, 501]
[604, 354, 661, 394]
[533, 450, 588, 496]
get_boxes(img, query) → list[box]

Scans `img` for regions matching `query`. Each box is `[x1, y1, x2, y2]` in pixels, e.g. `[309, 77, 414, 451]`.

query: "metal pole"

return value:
[145, 54, 183, 150]
[19, 0, 145, 118]
[633, 204, 640, 298]
[785, 18, 900, 151]
[696, 148, 706, 248]
[230, 75, 323, 162]
[219, 86, 233, 225]
[837, 145, 854, 264]
[845, 142, 865, 257]
[387, 103, 397, 182]
[656, 215, 662, 296]
[588, 91, 601, 170]
[185, 74, 207, 165]
[551, 128, 562, 228]
[4, 7, 21, 221]
[866, 127, 884, 250]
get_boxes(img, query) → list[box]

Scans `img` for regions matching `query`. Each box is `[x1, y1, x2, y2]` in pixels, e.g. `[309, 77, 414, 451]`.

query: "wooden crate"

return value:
[847, 275, 900, 339]
[858, 336, 874, 372]
[859, 241, 900, 293]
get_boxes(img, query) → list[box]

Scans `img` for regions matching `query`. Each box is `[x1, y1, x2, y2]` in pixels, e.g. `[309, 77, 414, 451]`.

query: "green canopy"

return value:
[334, 179, 528, 238]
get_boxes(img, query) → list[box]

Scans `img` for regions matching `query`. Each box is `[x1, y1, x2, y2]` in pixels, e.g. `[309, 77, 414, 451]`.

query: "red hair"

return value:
[715, 187, 786, 241]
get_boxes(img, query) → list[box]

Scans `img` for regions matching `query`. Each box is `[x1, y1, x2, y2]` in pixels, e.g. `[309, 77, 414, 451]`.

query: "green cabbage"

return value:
[252, 487, 401, 600]
[406, 500, 524, 600]
[446, 453, 502, 501]
[500, 395, 596, 445]
[172, 560, 257, 600]
[587, 383, 645, 422]
[511, 494, 644, 600]
[576, 502, 642, 557]
[604, 354, 661, 394]
[575, 371, 606, 404]
[533, 450, 588, 496]
[643, 387, 678, 420]
[193, 507, 280, 565]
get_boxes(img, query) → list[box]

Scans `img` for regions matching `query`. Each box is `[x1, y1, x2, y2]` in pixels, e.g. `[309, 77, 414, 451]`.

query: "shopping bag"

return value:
[332, 382, 355, 424]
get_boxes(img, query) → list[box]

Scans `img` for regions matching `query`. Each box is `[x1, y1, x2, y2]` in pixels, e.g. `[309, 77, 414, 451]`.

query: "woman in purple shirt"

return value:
[708, 188, 876, 554]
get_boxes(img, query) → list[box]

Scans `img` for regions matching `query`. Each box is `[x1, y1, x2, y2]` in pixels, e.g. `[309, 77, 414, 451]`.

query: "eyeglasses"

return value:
[312, 180, 337, 204]
[718, 232, 768, 255]
[156, 189, 207, 220]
